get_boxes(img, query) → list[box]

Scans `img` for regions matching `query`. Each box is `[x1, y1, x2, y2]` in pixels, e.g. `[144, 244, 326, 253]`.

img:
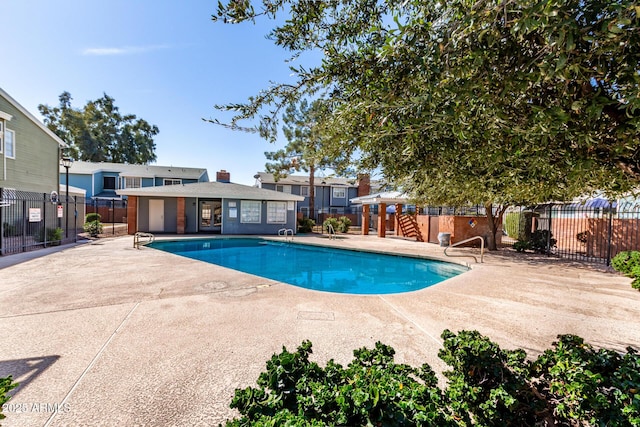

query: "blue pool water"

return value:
[148, 238, 467, 295]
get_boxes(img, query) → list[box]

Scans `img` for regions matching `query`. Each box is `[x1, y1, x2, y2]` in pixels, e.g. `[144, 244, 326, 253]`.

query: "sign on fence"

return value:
[57, 205, 64, 218]
[28, 208, 41, 222]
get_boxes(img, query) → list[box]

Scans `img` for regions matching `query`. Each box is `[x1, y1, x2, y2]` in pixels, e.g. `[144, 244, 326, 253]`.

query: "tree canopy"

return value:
[212, 0, 640, 248]
[265, 99, 348, 219]
[39, 92, 158, 164]
[213, 0, 639, 193]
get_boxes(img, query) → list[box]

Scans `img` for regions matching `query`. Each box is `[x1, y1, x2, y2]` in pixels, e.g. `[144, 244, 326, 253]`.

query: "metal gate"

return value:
[0, 189, 82, 255]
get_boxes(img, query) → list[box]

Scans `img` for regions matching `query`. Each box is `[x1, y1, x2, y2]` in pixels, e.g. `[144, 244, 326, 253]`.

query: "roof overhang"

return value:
[117, 181, 305, 202]
[350, 191, 409, 205]
[0, 87, 68, 147]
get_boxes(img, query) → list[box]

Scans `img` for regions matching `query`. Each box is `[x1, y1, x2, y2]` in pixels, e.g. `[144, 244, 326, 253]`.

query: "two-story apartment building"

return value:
[1, 88, 70, 254]
[61, 161, 210, 200]
[1, 88, 66, 196]
[254, 172, 375, 219]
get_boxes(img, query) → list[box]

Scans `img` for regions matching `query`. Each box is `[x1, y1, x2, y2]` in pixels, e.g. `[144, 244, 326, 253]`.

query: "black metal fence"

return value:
[85, 198, 127, 224]
[0, 189, 85, 255]
[502, 202, 640, 265]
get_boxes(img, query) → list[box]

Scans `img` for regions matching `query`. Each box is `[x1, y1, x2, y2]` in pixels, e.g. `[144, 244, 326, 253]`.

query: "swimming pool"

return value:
[148, 238, 467, 295]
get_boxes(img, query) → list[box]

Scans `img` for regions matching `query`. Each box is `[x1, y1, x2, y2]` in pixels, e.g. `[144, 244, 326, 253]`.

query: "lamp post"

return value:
[60, 157, 73, 238]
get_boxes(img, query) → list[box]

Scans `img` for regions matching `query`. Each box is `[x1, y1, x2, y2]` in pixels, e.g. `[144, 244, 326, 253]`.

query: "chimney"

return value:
[216, 170, 231, 183]
[357, 174, 370, 197]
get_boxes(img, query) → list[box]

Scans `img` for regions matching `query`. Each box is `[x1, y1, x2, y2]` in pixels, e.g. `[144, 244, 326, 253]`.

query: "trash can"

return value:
[438, 232, 451, 247]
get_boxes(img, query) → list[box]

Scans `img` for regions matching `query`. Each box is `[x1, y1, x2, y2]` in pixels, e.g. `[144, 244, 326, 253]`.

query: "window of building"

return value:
[267, 201, 287, 223]
[241, 200, 261, 223]
[301, 186, 310, 197]
[164, 179, 182, 186]
[332, 187, 346, 198]
[276, 184, 292, 193]
[123, 177, 141, 189]
[103, 176, 116, 190]
[4, 129, 15, 159]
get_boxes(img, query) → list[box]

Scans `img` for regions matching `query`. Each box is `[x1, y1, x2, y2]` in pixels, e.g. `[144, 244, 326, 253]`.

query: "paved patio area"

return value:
[1, 234, 639, 426]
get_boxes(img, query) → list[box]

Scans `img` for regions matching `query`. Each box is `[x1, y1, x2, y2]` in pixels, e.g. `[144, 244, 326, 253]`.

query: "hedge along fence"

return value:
[222, 330, 640, 426]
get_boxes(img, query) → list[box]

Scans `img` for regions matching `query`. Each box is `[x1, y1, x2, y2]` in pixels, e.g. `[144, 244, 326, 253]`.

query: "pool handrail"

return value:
[134, 232, 155, 248]
[443, 235, 484, 263]
[278, 228, 294, 242]
[326, 223, 336, 240]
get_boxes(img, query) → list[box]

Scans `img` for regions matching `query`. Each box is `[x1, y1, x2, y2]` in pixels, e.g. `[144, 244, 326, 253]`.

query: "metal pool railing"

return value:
[278, 228, 294, 242]
[444, 236, 485, 263]
[133, 232, 155, 248]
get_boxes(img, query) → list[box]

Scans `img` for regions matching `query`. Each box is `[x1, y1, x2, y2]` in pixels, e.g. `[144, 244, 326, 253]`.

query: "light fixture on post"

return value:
[60, 157, 73, 239]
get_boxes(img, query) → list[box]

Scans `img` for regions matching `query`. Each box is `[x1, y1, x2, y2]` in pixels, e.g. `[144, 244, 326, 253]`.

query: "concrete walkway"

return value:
[0, 235, 639, 426]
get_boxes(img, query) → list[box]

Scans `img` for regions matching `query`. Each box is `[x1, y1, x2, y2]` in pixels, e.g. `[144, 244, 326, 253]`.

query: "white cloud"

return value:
[81, 44, 171, 56]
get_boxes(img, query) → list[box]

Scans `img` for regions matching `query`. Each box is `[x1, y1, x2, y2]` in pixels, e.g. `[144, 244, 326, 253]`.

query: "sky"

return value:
[2, 0, 311, 186]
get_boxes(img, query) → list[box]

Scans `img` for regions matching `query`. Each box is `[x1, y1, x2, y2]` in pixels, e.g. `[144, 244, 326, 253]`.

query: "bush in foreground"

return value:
[222, 331, 640, 426]
[1, 376, 18, 424]
[612, 251, 640, 290]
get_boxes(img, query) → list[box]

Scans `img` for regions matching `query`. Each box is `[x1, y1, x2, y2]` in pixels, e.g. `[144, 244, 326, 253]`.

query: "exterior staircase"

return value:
[397, 214, 424, 242]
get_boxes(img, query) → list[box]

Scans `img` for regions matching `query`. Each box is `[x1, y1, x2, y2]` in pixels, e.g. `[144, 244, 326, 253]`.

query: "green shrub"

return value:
[529, 229, 557, 254]
[532, 335, 640, 424]
[35, 227, 63, 245]
[513, 240, 531, 252]
[1, 376, 18, 423]
[322, 217, 340, 234]
[2, 222, 20, 238]
[297, 218, 315, 233]
[224, 340, 451, 426]
[222, 331, 640, 426]
[85, 212, 101, 223]
[83, 220, 103, 237]
[611, 251, 640, 276]
[84, 209, 104, 237]
[611, 251, 640, 291]
[322, 217, 351, 234]
[337, 216, 351, 233]
[503, 212, 522, 238]
[514, 230, 557, 254]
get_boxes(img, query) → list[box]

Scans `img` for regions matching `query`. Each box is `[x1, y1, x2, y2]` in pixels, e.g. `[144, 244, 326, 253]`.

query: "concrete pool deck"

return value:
[1, 234, 639, 426]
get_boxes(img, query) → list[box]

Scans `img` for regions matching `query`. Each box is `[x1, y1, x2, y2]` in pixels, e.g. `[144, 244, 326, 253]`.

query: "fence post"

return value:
[606, 201, 614, 266]
[43, 193, 48, 248]
[22, 199, 27, 252]
[546, 204, 552, 256]
[0, 188, 3, 255]
[74, 198, 78, 243]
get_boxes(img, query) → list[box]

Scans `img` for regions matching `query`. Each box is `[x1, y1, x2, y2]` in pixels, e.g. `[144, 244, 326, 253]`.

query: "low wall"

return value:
[396, 214, 501, 246]
[442, 216, 502, 246]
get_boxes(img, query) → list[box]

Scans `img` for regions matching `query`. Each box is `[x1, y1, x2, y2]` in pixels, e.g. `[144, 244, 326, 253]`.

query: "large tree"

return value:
[39, 92, 158, 164]
[212, 0, 640, 249]
[265, 99, 347, 220]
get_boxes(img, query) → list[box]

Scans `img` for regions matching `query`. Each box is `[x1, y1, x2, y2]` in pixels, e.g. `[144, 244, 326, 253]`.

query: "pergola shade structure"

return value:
[350, 191, 409, 237]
